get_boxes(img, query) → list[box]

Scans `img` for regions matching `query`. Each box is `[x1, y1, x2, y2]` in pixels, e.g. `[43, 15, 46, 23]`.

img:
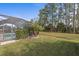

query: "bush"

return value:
[57, 22, 66, 32]
[15, 29, 28, 39]
[44, 24, 56, 32]
[32, 22, 44, 32]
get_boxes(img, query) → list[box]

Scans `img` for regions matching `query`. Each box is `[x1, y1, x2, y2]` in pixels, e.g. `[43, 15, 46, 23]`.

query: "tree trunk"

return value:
[73, 3, 76, 33]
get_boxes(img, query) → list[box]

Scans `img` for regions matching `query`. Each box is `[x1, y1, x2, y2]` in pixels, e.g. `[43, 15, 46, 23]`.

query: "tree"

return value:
[72, 3, 76, 33]
[57, 22, 66, 32]
[48, 3, 57, 28]
[38, 3, 79, 33]
[64, 3, 73, 32]
[32, 20, 44, 31]
[38, 5, 49, 27]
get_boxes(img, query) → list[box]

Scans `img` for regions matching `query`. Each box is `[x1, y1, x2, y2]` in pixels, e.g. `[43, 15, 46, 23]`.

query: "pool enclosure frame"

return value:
[0, 14, 27, 41]
[0, 24, 16, 41]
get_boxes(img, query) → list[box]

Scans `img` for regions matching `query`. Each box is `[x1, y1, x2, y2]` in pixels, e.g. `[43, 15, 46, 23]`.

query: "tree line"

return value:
[15, 3, 79, 39]
[38, 3, 79, 33]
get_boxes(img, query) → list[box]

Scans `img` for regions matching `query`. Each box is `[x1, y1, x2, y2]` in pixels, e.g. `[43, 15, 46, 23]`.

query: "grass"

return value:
[0, 32, 79, 56]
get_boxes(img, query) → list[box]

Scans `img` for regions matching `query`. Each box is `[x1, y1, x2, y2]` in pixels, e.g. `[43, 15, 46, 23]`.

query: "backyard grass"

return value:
[0, 32, 79, 56]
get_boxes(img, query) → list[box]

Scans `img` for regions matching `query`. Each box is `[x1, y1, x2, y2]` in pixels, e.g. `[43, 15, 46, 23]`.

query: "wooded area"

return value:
[36, 3, 79, 33]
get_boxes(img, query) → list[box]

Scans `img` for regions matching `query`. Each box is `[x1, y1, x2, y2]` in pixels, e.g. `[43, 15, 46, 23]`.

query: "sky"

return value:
[0, 3, 46, 21]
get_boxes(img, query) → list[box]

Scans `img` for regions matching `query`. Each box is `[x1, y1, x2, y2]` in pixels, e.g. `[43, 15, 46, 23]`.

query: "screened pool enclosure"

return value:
[0, 24, 16, 41]
[0, 14, 28, 41]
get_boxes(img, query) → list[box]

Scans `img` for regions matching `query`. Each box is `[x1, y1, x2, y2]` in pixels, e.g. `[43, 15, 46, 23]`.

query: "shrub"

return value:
[57, 22, 66, 32]
[15, 28, 28, 39]
[32, 22, 44, 32]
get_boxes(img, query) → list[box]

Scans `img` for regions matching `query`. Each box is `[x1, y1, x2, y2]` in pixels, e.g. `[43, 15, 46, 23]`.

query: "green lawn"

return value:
[0, 32, 79, 56]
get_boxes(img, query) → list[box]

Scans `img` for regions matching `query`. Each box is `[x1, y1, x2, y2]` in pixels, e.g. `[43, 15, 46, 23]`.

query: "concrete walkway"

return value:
[0, 40, 17, 45]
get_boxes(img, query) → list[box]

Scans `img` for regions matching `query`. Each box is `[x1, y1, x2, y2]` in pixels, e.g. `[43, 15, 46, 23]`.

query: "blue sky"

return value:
[0, 3, 46, 21]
